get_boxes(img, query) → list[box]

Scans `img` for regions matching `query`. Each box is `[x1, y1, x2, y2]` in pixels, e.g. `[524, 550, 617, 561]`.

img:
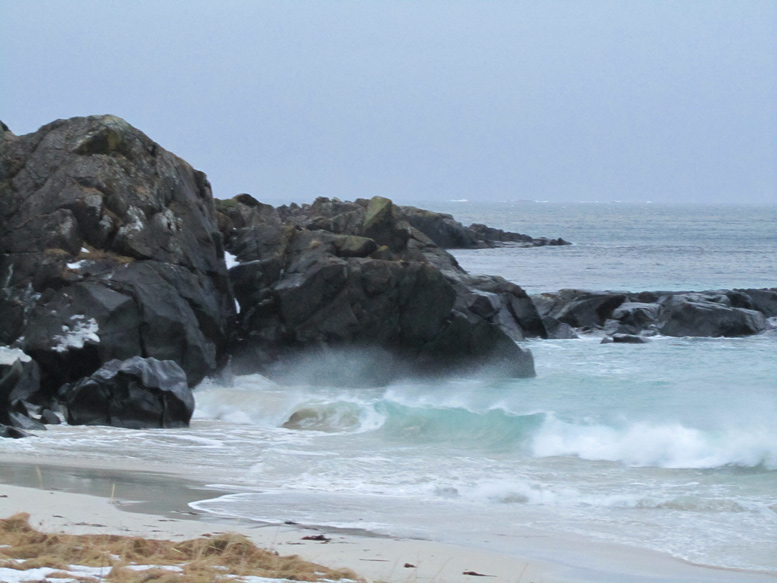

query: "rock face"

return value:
[218, 195, 540, 382]
[61, 356, 193, 428]
[0, 116, 234, 396]
[535, 289, 774, 338]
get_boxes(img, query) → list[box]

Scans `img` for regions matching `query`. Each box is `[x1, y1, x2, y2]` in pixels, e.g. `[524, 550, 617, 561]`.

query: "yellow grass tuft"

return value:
[0, 513, 361, 582]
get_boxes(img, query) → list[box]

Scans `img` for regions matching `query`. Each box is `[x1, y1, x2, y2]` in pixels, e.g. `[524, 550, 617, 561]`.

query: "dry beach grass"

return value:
[0, 512, 360, 583]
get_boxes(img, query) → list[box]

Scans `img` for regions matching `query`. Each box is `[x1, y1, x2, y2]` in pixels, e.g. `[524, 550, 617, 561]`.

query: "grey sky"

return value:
[2, 1, 775, 205]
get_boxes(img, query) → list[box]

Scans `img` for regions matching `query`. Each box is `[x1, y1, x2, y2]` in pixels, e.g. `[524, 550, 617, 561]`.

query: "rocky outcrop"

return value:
[0, 116, 234, 396]
[534, 288, 774, 339]
[389, 205, 569, 249]
[222, 196, 569, 251]
[218, 195, 540, 382]
[467, 223, 569, 247]
[60, 356, 193, 428]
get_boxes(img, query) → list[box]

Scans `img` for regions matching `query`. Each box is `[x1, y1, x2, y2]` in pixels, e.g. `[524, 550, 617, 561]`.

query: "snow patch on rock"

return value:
[51, 316, 100, 352]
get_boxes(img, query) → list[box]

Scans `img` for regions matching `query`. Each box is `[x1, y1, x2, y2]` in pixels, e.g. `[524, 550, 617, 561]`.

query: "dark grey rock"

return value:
[611, 302, 662, 329]
[1, 115, 235, 391]
[601, 333, 650, 344]
[542, 317, 579, 339]
[0, 424, 30, 439]
[532, 289, 774, 339]
[400, 206, 480, 248]
[39, 408, 61, 424]
[0, 349, 43, 433]
[739, 289, 777, 318]
[659, 296, 768, 337]
[220, 195, 537, 382]
[61, 356, 193, 428]
[551, 292, 628, 329]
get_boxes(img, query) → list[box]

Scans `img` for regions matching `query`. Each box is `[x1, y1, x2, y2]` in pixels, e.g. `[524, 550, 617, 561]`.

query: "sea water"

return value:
[3, 203, 776, 575]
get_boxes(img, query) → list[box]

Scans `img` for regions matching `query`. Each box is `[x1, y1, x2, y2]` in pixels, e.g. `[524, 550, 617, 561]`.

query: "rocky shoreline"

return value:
[534, 288, 776, 341]
[1, 115, 774, 436]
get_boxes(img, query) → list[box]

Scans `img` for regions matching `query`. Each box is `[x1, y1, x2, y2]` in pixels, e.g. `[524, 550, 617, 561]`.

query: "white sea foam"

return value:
[531, 415, 777, 469]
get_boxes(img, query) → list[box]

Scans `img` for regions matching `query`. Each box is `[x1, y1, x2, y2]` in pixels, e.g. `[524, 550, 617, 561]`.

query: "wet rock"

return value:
[739, 288, 777, 318]
[220, 195, 537, 381]
[659, 295, 767, 337]
[611, 302, 662, 330]
[1, 116, 234, 391]
[601, 334, 650, 344]
[61, 356, 193, 428]
[0, 424, 30, 439]
[400, 206, 480, 248]
[542, 317, 579, 339]
[542, 291, 628, 329]
[0, 348, 43, 433]
[39, 409, 61, 425]
[535, 289, 774, 339]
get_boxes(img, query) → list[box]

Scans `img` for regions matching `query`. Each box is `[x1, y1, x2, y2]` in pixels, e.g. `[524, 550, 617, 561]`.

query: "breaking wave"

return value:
[194, 376, 777, 470]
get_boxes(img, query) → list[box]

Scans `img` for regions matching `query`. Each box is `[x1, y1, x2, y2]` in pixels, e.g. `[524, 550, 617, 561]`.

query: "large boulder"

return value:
[61, 356, 193, 428]
[658, 295, 768, 337]
[0, 116, 234, 392]
[218, 195, 538, 382]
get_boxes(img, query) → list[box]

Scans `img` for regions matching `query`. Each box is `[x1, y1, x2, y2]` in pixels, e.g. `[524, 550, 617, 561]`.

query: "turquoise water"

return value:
[5, 203, 776, 575]
[185, 332, 776, 572]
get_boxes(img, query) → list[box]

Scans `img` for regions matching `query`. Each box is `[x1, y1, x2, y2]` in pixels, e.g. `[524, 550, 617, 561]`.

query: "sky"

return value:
[1, 1, 776, 206]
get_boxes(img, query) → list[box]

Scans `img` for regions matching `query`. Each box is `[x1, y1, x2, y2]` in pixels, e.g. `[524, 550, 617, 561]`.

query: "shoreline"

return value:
[1, 457, 774, 583]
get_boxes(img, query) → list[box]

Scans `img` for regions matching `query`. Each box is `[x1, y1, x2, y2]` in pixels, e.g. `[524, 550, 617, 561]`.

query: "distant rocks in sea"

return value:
[0, 114, 773, 437]
[534, 288, 776, 341]
[395, 204, 570, 249]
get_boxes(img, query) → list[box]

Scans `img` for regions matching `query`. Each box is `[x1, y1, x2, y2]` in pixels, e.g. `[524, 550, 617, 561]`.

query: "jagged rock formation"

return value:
[0, 116, 235, 399]
[217, 194, 540, 383]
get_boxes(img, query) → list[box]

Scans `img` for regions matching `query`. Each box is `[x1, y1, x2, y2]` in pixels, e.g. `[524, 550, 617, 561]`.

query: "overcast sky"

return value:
[2, 1, 775, 205]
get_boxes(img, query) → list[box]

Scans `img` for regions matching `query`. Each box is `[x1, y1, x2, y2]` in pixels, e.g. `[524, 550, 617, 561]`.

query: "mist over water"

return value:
[5, 203, 775, 574]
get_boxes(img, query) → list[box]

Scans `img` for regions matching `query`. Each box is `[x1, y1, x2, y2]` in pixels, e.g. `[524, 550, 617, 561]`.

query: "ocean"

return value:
[4, 203, 776, 576]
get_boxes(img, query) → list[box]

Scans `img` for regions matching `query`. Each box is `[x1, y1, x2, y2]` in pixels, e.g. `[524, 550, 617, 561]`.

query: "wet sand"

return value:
[0, 456, 773, 583]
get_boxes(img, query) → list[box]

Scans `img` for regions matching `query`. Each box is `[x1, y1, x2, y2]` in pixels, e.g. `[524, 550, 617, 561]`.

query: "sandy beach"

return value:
[0, 457, 773, 583]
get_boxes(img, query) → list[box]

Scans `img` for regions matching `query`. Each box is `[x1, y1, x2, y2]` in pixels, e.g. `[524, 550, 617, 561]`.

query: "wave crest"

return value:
[532, 416, 777, 469]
